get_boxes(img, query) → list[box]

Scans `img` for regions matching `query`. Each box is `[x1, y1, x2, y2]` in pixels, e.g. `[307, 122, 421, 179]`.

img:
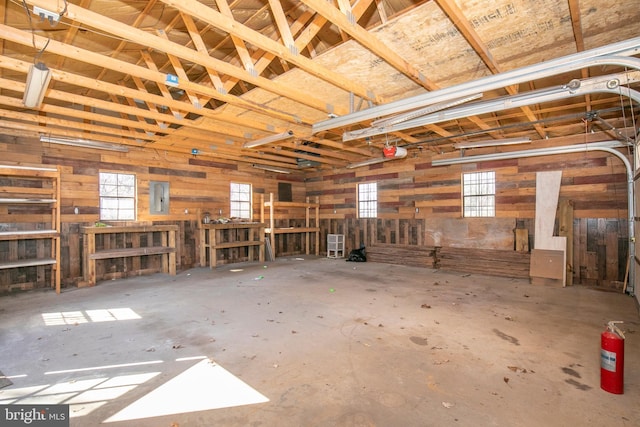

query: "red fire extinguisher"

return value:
[601, 320, 625, 394]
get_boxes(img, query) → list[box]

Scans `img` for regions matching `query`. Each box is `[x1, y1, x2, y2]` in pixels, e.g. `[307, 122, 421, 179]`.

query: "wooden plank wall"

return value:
[0, 135, 630, 290]
[309, 143, 629, 289]
[0, 136, 305, 288]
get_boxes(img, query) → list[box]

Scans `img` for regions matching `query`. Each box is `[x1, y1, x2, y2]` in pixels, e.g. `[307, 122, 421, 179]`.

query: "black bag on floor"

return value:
[346, 245, 366, 262]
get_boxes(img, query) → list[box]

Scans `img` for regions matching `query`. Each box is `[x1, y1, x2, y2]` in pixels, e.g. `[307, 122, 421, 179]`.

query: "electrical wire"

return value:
[20, 0, 37, 53]
[12, 0, 132, 44]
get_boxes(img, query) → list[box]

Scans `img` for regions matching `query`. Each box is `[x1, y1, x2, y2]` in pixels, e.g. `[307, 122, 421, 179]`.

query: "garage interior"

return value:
[0, 0, 639, 425]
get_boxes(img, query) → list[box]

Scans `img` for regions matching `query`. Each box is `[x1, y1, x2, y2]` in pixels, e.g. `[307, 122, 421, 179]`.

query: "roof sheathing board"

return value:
[580, 0, 640, 49]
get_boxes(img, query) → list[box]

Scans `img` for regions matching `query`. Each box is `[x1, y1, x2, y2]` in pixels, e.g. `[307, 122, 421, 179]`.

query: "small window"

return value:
[99, 172, 136, 220]
[463, 171, 495, 217]
[230, 182, 252, 219]
[358, 182, 377, 218]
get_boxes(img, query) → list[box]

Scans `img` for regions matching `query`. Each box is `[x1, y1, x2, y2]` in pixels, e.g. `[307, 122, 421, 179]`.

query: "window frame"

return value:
[99, 171, 137, 221]
[462, 170, 496, 218]
[357, 181, 378, 218]
[230, 182, 252, 220]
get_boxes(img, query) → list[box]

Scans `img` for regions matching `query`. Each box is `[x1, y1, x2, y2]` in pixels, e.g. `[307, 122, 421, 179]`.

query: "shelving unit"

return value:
[260, 193, 319, 258]
[327, 234, 345, 258]
[81, 225, 177, 286]
[199, 222, 265, 268]
[0, 165, 61, 293]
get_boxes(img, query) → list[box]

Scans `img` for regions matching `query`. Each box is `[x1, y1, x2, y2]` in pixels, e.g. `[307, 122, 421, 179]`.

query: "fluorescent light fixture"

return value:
[40, 135, 129, 152]
[371, 94, 483, 128]
[252, 164, 293, 174]
[432, 140, 623, 166]
[343, 94, 483, 142]
[243, 130, 293, 149]
[23, 62, 52, 108]
[453, 137, 531, 149]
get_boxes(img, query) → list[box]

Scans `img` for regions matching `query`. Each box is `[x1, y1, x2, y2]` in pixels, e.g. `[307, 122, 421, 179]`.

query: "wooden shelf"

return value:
[0, 165, 60, 293]
[260, 193, 319, 259]
[0, 230, 59, 240]
[0, 198, 57, 204]
[199, 222, 265, 268]
[81, 225, 178, 286]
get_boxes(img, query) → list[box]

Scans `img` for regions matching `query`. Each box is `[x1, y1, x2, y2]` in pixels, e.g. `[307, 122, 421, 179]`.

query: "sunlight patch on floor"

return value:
[41, 308, 141, 326]
[103, 359, 269, 423]
[0, 373, 161, 418]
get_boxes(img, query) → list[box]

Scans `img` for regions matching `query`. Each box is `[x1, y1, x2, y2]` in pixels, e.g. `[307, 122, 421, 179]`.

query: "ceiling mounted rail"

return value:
[313, 37, 640, 134]
[342, 71, 640, 141]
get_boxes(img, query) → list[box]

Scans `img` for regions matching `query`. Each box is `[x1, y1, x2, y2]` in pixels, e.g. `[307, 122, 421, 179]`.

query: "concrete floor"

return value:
[1, 257, 639, 427]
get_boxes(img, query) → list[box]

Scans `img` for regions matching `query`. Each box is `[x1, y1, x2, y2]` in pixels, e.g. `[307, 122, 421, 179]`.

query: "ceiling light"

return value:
[453, 137, 531, 149]
[23, 63, 52, 108]
[40, 135, 129, 152]
[371, 94, 483, 128]
[252, 164, 293, 174]
[243, 131, 294, 149]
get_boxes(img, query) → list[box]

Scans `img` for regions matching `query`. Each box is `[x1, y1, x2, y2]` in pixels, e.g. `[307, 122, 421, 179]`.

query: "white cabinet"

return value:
[327, 234, 345, 258]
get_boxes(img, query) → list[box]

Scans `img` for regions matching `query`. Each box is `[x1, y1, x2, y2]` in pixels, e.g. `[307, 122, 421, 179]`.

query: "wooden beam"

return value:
[0, 57, 287, 142]
[434, 0, 545, 138]
[84, 0, 159, 98]
[215, 0, 259, 75]
[568, 0, 592, 111]
[154, 0, 382, 103]
[24, 0, 342, 118]
[300, 0, 437, 91]
[0, 23, 307, 125]
[267, 0, 297, 55]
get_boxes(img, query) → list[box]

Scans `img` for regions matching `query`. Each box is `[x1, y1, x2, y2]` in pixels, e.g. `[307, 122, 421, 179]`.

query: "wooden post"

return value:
[305, 196, 310, 255]
[168, 228, 176, 275]
[269, 193, 275, 257]
[84, 232, 96, 286]
[558, 199, 574, 286]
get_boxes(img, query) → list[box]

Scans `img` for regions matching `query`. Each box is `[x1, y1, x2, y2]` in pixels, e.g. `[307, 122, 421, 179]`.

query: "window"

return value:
[99, 172, 136, 220]
[230, 182, 252, 219]
[358, 182, 377, 218]
[462, 171, 495, 217]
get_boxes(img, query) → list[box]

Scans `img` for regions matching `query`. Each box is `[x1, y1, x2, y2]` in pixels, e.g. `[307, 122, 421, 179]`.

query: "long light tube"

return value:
[243, 130, 293, 148]
[453, 137, 531, 149]
[432, 140, 622, 166]
[40, 135, 129, 152]
[23, 63, 52, 108]
[344, 94, 483, 142]
[312, 37, 640, 133]
[252, 164, 293, 174]
[370, 94, 483, 128]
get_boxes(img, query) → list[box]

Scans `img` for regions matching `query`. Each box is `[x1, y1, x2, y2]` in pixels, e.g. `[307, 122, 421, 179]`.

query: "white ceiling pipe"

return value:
[432, 141, 635, 295]
[312, 37, 640, 133]
[343, 72, 640, 141]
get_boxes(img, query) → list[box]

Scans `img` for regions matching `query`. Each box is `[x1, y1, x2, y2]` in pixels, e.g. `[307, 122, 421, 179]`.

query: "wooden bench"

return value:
[200, 222, 265, 268]
[81, 225, 178, 286]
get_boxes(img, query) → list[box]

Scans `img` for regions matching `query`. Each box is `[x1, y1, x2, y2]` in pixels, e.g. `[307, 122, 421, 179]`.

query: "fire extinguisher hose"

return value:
[608, 321, 625, 339]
